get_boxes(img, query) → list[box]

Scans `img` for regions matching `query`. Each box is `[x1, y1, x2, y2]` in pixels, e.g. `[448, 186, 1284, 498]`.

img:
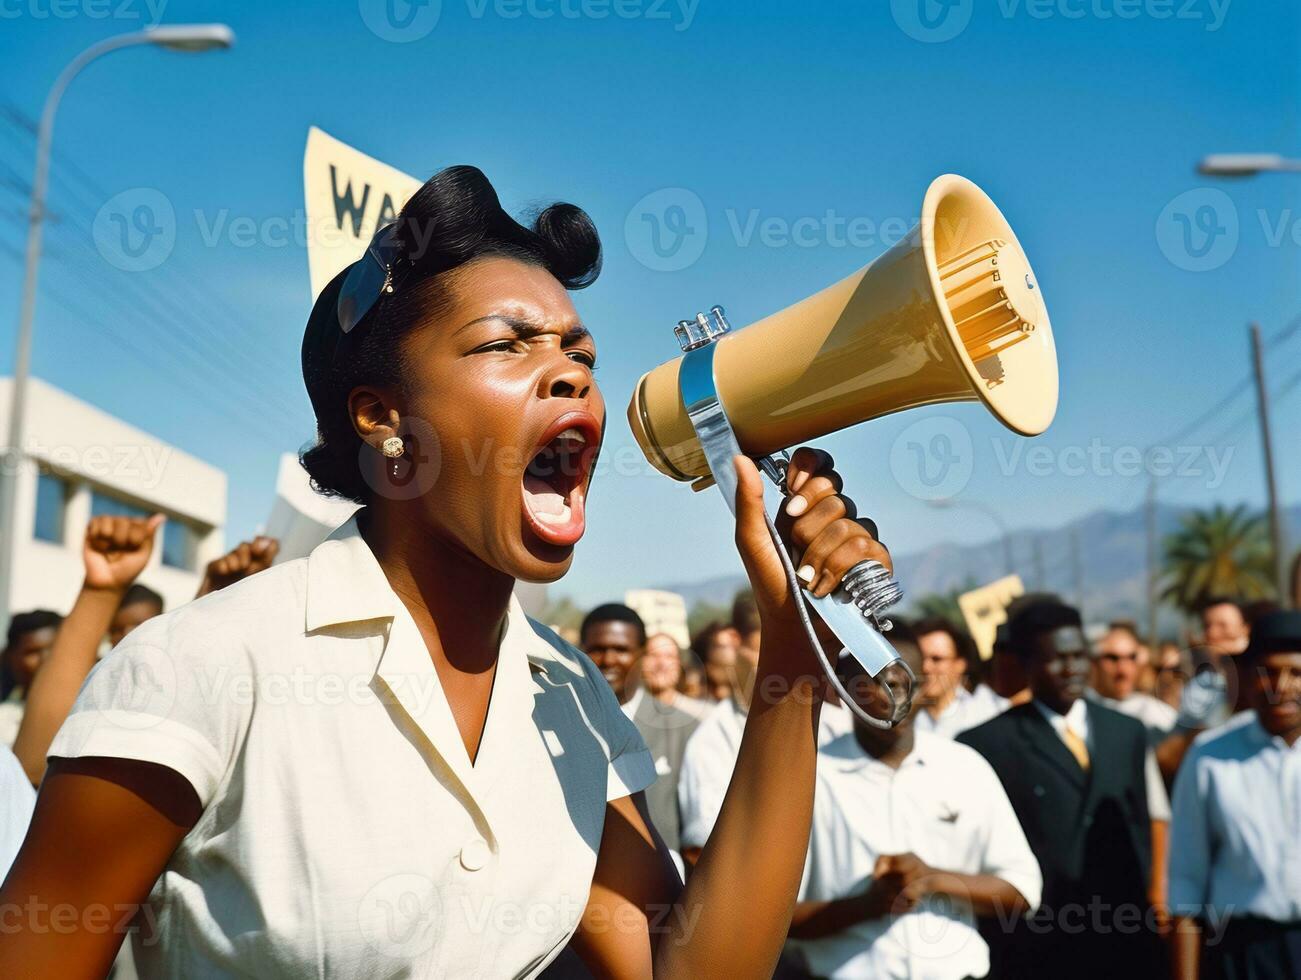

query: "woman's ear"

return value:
[347, 386, 401, 451]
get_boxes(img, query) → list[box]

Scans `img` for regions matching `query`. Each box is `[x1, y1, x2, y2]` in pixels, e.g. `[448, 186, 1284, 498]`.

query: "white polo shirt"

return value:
[49, 517, 656, 979]
[791, 731, 1043, 980]
[677, 697, 852, 850]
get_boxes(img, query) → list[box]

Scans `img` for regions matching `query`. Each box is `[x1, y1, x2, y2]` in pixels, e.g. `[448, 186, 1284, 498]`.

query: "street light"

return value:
[926, 497, 1015, 577]
[1197, 154, 1301, 177]
[0, 25, 235, 616]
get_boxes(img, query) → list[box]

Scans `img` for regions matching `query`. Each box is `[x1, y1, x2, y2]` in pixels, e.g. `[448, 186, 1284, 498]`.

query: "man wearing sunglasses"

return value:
[1087, 621, 1178, 748]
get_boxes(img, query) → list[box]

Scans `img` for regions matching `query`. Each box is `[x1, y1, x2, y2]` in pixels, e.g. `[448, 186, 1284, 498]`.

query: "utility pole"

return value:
[1147, 479, 1159, 648]
[1250, 323, 1289, 598]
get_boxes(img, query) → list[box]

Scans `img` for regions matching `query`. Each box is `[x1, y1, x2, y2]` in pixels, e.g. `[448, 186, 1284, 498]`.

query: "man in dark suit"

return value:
[958, 597, 1163, 979]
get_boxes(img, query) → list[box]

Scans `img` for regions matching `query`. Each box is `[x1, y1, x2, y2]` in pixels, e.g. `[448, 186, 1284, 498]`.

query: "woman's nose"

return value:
[541, 356, 592, 400]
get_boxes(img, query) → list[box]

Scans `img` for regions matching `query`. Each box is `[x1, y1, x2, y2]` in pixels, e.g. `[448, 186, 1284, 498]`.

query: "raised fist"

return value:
[83, 513, 165, 593]
[197, 536, 279, 598]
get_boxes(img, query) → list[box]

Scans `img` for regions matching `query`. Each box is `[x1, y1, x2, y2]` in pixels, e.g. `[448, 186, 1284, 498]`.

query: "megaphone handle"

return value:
[678, 336, 914, 728]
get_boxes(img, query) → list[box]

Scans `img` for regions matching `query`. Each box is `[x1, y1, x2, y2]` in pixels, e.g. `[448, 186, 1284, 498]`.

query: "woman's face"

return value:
[392, 255, 603, 583]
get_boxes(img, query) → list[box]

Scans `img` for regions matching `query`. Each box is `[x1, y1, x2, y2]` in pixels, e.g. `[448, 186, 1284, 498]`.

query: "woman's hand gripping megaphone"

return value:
[731, 448, 903, 706]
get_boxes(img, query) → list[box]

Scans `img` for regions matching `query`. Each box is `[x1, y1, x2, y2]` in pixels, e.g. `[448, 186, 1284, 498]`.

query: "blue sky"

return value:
[0, 0, 1297, 606]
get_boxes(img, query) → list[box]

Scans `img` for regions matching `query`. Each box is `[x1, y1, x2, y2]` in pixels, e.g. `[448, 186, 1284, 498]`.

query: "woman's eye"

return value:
[478, 340, 523, 354]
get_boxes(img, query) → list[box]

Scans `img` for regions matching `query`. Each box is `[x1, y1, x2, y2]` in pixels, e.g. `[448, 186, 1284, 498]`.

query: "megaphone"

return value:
[627, 175, 1058, 727]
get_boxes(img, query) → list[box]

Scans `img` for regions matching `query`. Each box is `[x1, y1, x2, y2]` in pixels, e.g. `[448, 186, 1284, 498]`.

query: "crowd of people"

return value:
[1, 509, 1298, 979]
[571, 590, 1300, 979]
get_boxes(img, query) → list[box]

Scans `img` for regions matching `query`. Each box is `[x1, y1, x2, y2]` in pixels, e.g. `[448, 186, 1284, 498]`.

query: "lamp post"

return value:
[926, 498, 1016, 577]
[0, 25, 234, 617]
[1197, 154, 1301, 177]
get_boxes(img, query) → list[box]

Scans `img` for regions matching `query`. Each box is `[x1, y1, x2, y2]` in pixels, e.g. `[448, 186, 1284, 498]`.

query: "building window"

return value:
[90, 491, 150, 520]
[33, 473, 68, 544]
[162, 520, 195, 571]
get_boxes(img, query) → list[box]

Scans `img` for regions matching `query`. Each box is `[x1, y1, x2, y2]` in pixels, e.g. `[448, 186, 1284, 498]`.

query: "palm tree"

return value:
[1161, 504, 1275, 613]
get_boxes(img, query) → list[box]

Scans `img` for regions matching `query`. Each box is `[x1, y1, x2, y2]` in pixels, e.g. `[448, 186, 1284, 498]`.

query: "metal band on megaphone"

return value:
[677, 338, 913, 729]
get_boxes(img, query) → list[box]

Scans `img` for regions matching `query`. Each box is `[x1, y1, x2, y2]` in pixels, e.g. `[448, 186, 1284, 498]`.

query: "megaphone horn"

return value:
[627, 175, 1059, 728]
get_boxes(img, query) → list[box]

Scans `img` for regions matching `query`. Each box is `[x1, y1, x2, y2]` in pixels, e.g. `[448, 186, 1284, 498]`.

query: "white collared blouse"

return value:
[49, 517, 656, 979]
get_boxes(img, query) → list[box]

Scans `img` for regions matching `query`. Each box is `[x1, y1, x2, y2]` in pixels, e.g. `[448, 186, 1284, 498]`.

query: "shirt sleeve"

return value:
[0, 745, 35, 879]
[46, 612, 248, 808]
[971, 749, 1043, 911]
[561, 635, 656, 802]
[1168, 746, 1213, 918]
[677, 722, 731, 850]
[1145, 749, 1172, 822]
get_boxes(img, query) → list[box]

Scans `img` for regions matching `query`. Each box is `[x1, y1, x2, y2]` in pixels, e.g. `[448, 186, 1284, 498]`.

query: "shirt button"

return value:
[460, 838, 491, 872]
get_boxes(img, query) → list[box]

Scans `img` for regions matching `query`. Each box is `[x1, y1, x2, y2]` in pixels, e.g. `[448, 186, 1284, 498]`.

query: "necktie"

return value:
[1063, 726, 1090, 770]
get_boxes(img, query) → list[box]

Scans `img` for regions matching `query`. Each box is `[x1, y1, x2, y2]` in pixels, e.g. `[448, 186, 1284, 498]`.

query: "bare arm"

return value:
[11, 514, 162, 785]
[573, 451, 888, 977]
[1150, 820, 1170, 932]
[1171, 915, 1201, 980]
[0, 757, 197, 975]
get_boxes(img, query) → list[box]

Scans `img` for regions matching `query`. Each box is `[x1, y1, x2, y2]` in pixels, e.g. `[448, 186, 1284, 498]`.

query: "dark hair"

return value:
[1198, 595, 1242, 619]
[1006, 596, 1081, 659]
[2, 609, 62, 699]
[6, 609, 61, 649]
[580, 603, 647, 647]
[119, 583, 164, 614]
[300, 165, 603, 503]
[731, 590, 761, 638]
[1105, 619, 1142, 643]
[913, 616, 975, 664]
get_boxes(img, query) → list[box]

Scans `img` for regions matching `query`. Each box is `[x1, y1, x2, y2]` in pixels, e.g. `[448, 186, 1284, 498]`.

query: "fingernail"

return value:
[797, 565, 815, 585]
[786, 495, 808, 517]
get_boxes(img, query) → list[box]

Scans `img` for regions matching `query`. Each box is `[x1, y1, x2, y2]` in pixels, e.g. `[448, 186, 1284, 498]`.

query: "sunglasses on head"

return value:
[336, 222, 406, 339]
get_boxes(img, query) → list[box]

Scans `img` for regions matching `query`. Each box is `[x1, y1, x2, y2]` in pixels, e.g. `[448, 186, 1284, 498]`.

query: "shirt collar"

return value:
[303, 512, 560, 677]
[1034, 697, 1088, 738]
[821, 728, 932, 774]
[304, 514, 398, 632]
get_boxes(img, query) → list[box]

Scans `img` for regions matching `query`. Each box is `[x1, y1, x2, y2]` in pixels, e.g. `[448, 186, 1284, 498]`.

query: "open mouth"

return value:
[521, 412, 600, 548]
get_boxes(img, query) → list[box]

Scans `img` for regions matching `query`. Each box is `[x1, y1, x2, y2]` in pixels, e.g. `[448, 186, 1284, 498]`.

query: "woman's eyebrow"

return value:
[456, 314, 591, 344]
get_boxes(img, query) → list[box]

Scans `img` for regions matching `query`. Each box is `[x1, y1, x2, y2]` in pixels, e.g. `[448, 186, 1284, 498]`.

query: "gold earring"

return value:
[381, 436, 404, 479]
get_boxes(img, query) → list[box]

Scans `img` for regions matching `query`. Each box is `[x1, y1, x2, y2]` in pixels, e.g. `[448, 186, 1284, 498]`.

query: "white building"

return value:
[0, 377, 227, 624]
